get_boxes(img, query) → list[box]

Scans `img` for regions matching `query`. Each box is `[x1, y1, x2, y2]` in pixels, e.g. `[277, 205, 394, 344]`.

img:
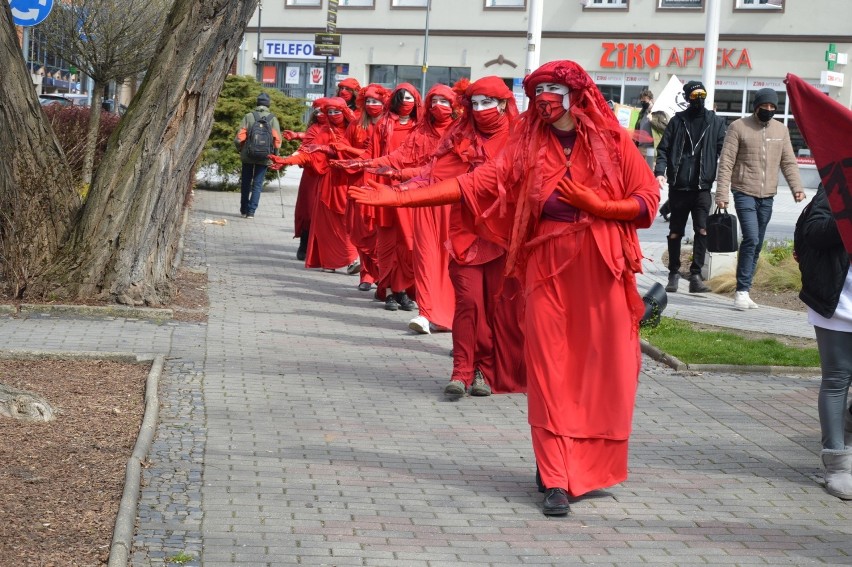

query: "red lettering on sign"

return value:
[696, 47, 705, 68]
[646, 44, 661, 67]
[683, 47, 696, 65]
[666, 48, 682, 67]
[736, 49, 752, 69]
[616, 43, 626, 67]
[627, 43, 644, 68]
[600, 42, 616, 68]
[719, 48, 736, 68]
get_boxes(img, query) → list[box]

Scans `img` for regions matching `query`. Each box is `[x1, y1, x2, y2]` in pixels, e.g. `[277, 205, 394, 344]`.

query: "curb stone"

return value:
[0, 349, 151, 363]
[109, 354, 164, 567]
[18, 303, 172, 322]
[640, 339, 821, 375]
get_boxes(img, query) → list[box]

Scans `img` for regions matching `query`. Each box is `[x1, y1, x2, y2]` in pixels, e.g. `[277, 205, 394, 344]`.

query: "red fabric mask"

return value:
[365, 105, 383, 118]
[316, 113, 328, 124]
[430, 104, 453, 124]
[472, 107, 506, 135]
[397, 101, 415, 117]
[328, 113, 345, 126]
[338, 89, 353, 101]
[536, 92, 567, 124]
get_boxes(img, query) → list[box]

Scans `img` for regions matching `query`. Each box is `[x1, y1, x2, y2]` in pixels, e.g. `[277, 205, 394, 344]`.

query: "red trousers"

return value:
[447, 256, 504, 386]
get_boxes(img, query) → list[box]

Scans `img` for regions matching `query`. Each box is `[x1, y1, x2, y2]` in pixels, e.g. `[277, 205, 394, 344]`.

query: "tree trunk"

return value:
[80, 81, 106, 186]
[0, 5, 79, 298]
[35, 0, 259, 305]
[0, 382, 55, 422]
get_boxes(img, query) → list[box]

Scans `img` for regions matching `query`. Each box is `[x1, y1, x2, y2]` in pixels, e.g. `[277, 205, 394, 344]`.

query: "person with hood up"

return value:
[269, 97, 359, 272]
[337, 77, 362, 114]
[332, 83, 461, 335]
[349, 61, 659, 516]
[291, 98, 329, 260]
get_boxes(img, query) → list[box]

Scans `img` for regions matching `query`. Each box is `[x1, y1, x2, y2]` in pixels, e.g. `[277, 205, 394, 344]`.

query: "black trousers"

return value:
[667, 189, 712, 277]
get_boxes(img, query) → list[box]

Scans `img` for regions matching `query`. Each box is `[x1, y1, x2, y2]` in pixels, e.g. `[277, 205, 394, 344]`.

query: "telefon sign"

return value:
[263, 40, 330, 61]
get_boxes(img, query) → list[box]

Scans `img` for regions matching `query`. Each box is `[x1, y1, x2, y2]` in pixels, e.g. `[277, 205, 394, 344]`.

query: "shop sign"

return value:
[600, 42, 752, 70]
[820, 70, 844, 87]
[263, 40, 329, 61]
[591, 72, 624, 84]
[747, 77, 785, 90]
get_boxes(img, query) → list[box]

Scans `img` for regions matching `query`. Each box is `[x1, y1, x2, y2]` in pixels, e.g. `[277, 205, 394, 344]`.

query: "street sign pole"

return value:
[255, 0, 263, 83]
[324, 0, 338, 96]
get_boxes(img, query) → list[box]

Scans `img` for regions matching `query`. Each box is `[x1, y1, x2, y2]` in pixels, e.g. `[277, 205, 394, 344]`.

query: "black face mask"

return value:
[756, 108, 776, 122]
[640, 101, 650, 110]
[688, 98, 705, 111]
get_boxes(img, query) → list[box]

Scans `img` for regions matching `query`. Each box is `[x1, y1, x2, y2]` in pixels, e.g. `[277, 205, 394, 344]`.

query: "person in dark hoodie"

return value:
[654, 80, 727, 293]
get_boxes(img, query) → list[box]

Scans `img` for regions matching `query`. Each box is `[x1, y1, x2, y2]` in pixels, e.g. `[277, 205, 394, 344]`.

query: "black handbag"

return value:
[706, 206, 739, 253]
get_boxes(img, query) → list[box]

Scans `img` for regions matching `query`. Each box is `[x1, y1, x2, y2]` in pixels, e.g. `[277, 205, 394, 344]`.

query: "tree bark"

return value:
[36, 0, 259, 304]
[0, 382, 55, 422]
[0, 4, 79, 298]
[81, 81, 106, 186]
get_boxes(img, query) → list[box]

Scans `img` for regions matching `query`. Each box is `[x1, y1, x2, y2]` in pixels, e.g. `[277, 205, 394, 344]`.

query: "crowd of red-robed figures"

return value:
[267, 76, 527, 396]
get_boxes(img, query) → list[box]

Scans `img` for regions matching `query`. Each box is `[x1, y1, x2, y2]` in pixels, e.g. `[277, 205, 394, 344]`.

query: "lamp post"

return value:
[420, 0, 431, 95]
[255, 0, 263, 83]
[703, 0, 720, 109]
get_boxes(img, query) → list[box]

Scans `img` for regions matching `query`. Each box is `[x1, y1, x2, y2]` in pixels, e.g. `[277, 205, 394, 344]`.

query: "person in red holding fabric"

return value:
[349, 60, 659, 516]
[367, 83, 423, 311]
[332, 84, 393, 291]
[292, 98, 329, 261]
[269, 97, 359, 273]
[332, 83, 461, 334]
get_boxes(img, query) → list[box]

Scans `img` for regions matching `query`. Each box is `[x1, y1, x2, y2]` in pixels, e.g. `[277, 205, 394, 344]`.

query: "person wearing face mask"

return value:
[715, 87, 806, 310]
[336, 77, 361, 114]
[654, 80, 728, 294]
[292, 98, 330, 260]
[268, 98, 359, 273]
[633, 89, 656, 168]
[349, 61, 659, 516]
[332, 83, 461, 333]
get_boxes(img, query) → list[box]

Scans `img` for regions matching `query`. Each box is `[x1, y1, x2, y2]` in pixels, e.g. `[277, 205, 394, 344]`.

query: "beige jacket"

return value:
[715, 114, 804, 205]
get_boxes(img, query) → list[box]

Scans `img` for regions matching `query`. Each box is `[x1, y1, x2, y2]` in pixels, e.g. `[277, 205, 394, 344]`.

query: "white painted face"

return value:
[431, 95, 451, 107]
[401, 91, 416, 103]
[534, 82, 571, 111]
[365, 98, 383, 107]
[326, 108, 342, 115]
[471, 95, 500, 112]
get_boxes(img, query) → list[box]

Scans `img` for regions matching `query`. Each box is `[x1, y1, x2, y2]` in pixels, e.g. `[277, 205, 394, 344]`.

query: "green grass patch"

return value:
[640, 317, 819, 367]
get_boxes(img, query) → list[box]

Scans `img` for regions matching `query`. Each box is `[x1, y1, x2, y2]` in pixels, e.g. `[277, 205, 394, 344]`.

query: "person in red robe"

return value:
[336, 77, 361, 114]
[332, 83, 461, 334]
[368, 83, 423, 311]
[269, 97, 359, 272]
[350, 60, 659, 516]
[292, 98, 328, 261]
[332, 84, 393, 291]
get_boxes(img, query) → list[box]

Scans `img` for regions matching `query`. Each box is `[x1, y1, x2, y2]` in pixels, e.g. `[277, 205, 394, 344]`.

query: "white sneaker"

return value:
[408, 315, 431, 335]
[734, 291, 758, 311]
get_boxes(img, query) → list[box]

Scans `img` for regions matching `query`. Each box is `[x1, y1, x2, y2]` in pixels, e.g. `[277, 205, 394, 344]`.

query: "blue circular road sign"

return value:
[9, 0, 55, 27]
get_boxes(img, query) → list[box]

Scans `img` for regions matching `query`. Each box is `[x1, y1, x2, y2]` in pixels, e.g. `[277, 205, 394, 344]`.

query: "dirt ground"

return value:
[0, 267, 208, 566]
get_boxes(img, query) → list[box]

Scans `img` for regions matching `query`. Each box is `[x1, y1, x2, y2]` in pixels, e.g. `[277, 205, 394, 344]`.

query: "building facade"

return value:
[241, 0, 851, 160]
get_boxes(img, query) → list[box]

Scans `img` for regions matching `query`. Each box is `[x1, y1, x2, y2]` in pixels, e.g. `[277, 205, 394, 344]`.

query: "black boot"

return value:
[689, 274, 710, 293]
[535, 465, 546, 494]
[297, 230, 308, 261]
[542, 488, 571, 516]
[394, 291, 418, 312]
[665, 272, 680, 293]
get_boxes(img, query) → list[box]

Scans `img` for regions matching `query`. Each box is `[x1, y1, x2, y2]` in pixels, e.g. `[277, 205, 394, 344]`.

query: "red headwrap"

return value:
[337, 77, 361, 92]
[389, 82, 423, 117]
[322, 97, 355, 131]
[356, 83, 391, 110]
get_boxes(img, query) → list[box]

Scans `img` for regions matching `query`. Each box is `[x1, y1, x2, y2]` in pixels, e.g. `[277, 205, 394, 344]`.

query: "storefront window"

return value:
[369, 65, 471, 92]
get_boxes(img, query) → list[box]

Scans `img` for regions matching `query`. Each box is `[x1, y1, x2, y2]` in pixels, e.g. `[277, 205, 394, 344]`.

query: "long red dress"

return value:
[293, 121, 323, 240]
[457, 124, 659, 496]
[340, 118, 379, 285]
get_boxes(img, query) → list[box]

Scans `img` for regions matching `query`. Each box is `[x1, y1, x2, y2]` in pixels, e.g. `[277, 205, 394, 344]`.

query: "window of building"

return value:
[484, 0, 526, 8]
[285, 0, 322, 7]
[340, 0, 374, 6]
[584, 0, 628, 9]
[391, 0, 427, 7]
[735, 0, 784, 11]
[370, 65, 470, 93]
[657, 0, 703, 10]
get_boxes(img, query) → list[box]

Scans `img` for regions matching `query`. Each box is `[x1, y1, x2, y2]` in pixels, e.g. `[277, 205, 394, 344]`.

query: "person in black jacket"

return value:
[654, 81, 727, 293]
[796, 185, 852, 500]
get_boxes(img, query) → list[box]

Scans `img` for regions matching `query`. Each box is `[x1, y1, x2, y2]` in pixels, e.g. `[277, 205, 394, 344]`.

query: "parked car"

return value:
[39, 93, 90, 107]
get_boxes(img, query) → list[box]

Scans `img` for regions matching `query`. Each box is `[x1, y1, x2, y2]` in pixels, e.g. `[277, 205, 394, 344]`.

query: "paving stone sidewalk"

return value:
[4, 171, 850, 565]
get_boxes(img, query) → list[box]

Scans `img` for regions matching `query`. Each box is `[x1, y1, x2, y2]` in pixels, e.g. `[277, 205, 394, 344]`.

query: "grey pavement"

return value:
[3, 171, 851, 566]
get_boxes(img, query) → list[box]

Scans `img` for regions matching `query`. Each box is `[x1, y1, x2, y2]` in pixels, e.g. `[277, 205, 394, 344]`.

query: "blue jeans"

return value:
[240, 162, 267, 215]
[733, 191, 774, 292]
[816, 326, 852, 450]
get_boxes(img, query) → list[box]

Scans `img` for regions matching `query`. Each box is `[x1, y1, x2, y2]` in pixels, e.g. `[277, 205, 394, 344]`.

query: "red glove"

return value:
[348, 179, 461, 208]
[267, 154, 300, 171]
[331, 159, 372, 170]
[283, 130, 304, 141]
[367, 166, 403, 180]
[556, 178, 640, 220]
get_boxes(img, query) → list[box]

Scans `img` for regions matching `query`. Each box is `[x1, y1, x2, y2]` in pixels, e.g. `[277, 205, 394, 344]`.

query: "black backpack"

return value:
[245, 111, 275, 162]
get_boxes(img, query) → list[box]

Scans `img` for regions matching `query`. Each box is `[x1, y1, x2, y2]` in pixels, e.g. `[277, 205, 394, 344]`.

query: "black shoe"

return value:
[394, 292, 418, 312]
[384, 296, 400, 311]
[665, 273, 679, 293]
[542, 488, 570, 516]
[358, 282, 373, 292]
[535, 465, 546, 494]
[296, 250, 306, 261]
[689, 274, 710, 293]
[469, 369, 492, 397]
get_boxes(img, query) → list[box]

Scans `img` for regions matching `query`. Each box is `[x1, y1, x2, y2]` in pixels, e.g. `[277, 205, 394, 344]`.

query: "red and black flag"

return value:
[785, 73, 852, 257]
